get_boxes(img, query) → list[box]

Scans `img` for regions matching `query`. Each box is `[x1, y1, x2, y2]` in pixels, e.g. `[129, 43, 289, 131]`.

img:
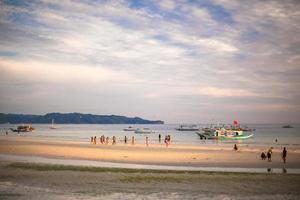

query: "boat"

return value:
[123, 126, 136, 131]
[282, 125, 293, 128]
[10, 125, 35, 132]
[49, 119, 57, 129]
[134, 128, 154, 134]
[196, 120, 254, 140]
[176, 124, 200, 131]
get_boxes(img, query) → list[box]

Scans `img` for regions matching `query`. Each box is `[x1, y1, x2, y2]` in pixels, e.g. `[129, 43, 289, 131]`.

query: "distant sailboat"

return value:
[50, 119, 57, 129]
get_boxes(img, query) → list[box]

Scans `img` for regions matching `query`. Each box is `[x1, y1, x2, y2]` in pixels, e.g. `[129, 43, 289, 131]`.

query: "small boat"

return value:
[196, 120, 254, 140]
[123, 126, 136, 131]
[10, 125, 35, 132]
[49, 119, 57, 129]
[282, 125, 293, 128]
[176, 124, 200, 131]
[134, 128, 154, 134]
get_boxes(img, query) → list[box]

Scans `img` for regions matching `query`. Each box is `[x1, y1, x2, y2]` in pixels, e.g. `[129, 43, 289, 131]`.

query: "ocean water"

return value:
[0, 124, 300, 147]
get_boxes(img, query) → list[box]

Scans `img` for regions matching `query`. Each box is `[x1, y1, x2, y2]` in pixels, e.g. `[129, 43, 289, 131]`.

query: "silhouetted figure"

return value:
[164, 136, 169, 147]
[131, 136, 135, 145]
[233, 144, 238, 151]
[267, 168, 272, 173]
[124, 136, 127, 144]
[275, 138, 278, 143]
[159, 134, 161, 143]
[267, 149, 272, 162]
[261, 152, 266, 160]
[282, 147, 287, 163]
[146, 136, 149, 146]
[94, 136, 97, 144]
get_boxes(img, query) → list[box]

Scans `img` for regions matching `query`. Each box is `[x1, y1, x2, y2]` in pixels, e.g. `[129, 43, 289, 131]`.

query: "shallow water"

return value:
[0, 123, 299, 147]
[1, 154, 299, 174]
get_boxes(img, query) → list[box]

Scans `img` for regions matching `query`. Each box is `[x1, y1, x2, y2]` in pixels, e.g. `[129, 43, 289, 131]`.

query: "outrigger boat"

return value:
[134, 128, 154, 134]
[123, 126, 136, 131]
[175, 124, 200, 131]
[10, 125, 35, 132]
[196, 120, 254, 140]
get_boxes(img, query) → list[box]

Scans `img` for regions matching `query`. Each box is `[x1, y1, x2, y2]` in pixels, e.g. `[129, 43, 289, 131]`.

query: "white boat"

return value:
[196, 121, 254, 140]
[49, 119, 57, 129]
[134, 128, 154, 134]
[175, 124, 200, 131]
[123, 126, 136, 131]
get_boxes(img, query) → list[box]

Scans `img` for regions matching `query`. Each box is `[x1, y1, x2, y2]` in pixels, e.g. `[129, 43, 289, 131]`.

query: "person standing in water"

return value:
[282, 147, 287, 163]
[124, 136, 127, 144]
[146, 137, 149, 147]
[158, 134, 161, 143]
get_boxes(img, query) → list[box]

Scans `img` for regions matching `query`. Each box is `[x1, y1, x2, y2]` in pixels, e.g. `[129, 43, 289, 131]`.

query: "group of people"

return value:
[90, 134, 171, 147]
[90, 135, 117, 145]
[261, 147, 287, 163]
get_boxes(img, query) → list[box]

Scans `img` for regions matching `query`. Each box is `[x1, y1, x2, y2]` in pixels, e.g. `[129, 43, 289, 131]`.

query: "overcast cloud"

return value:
[0, 0, 299, 123]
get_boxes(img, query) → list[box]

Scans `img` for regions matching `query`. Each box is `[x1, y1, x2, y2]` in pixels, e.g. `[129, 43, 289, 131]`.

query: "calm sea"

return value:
[1, 124, 299, 147]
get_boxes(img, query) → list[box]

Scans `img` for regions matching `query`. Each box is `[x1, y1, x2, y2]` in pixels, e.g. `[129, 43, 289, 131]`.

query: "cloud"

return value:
[0, 0, 299, 123]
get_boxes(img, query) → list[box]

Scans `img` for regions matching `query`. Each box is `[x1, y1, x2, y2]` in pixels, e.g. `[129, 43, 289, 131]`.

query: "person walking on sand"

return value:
[158, 134, 161, 143]
[146, 136, 149, 147]
[233, 144, 238, 151]
[124, 136, 127, 144]
[267, 148, 272, 162]
[94, 136, 97, 144]
[112, 136, 116, 145]
[282, 147, 287, 163]
[164, 136, 169, 147]
[131, 136, 135, 145]
[261, 152, 266, 160]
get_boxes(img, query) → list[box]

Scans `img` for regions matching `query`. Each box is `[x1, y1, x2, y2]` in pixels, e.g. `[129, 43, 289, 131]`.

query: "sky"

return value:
[0, 0, 300, 124]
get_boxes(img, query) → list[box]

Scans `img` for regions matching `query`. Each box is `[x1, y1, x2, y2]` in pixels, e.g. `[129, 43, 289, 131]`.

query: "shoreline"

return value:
[1, 154, 300, 174]
[1, 135, 299, 169]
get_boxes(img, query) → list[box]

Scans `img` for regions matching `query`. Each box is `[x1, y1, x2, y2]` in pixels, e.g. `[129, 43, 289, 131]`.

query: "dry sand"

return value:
[0, 135, 300, 168]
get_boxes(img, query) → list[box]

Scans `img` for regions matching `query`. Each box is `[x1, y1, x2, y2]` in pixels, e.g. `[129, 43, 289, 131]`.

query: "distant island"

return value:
[0, 113, 164, 124]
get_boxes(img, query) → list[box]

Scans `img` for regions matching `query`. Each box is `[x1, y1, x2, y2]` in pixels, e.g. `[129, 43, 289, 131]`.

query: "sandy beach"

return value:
[0, 135, 299, 168]
[1, 135, 300, 199]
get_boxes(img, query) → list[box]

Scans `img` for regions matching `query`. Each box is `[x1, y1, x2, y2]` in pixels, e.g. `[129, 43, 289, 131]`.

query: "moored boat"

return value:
[196, 121, 254, 140]
[176, 124, 200, 131]
[10, 125, 35, 132]
[282, 125, 293, 128]
[134, 128, 154, 134]
[123, 126, 136, 131]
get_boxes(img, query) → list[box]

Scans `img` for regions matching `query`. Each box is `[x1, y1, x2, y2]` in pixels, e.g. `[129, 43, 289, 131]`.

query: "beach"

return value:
[0, 135, 300, 168]
[1, 134, 300, 199]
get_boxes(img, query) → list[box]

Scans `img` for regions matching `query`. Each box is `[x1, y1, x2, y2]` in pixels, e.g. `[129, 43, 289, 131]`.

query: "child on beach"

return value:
[282, 147, 287, 163]
[233, 144, 238, 151]
[267, 147, 273, 162]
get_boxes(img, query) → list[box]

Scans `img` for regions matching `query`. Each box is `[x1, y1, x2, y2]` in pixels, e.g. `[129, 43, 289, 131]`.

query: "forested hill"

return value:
[0, 113, 164, 124]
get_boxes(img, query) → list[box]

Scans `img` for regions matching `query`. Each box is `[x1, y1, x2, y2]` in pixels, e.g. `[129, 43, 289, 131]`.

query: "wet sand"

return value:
[0, 135, 300, 168]
[0, 162, 300, 200]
